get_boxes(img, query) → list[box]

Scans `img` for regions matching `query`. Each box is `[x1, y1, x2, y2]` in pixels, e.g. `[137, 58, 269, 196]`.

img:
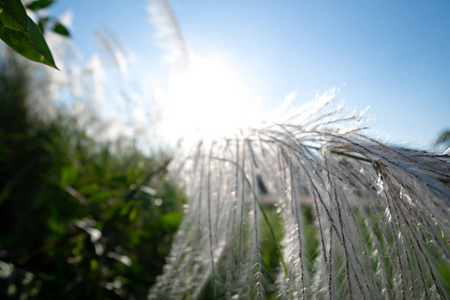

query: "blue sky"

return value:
[49, 0, 450, 150]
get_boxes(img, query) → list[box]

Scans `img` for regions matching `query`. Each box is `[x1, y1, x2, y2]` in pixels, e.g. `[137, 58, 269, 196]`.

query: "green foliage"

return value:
[60, 162, 78, 186]
[52, 21, 69, 36]
[0, 0, 55, 68]
[0, 0, 70, 69]
[0, 16, 57, 68]
[26, 0, 54, 11]
[0, 0, 29, 31]
[0, 57, 185, 299]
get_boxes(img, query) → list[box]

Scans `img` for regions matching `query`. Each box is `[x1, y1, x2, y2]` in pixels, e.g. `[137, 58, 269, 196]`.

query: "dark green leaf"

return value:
[37, 16, 48, 33]
[0, 16, 58, 69]
[88, 192, 111, 203]
[93, 164, 105, 179]
[0, 0, 29, 31]
[128, 207, 138, 221]
[26, 0, 54, 10]
[79, 183, 100, 195]
[53, 22, 69, 37]
[61, 163, 78, 186]
[161, 212, 181, 227]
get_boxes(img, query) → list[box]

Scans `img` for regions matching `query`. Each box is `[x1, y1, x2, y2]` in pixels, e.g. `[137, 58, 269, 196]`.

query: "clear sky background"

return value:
[49, 0, 450, 150]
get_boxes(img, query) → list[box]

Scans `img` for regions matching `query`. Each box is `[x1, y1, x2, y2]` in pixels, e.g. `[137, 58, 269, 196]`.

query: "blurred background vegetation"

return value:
[0, 53, 186, 299]
[0, 1, 448, 299]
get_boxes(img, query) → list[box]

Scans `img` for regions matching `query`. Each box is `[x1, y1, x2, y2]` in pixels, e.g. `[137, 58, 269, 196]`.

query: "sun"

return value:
[155, 54, 262, 144]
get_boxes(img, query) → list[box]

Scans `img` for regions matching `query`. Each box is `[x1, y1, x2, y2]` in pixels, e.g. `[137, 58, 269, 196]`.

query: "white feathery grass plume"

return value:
[148, 0, 189, 67]
[149, 90, 450, 299]
[145, 1, 449, 297]
[95, 31, 130, 82]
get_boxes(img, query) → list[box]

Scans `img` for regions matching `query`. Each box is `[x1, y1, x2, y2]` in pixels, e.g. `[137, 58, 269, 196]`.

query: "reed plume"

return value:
[149, 91, 450, 299]
[146, 1, 449, 298]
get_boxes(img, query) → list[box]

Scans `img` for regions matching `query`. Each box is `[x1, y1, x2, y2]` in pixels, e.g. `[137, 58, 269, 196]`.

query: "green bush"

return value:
[0, 56, 185, 299]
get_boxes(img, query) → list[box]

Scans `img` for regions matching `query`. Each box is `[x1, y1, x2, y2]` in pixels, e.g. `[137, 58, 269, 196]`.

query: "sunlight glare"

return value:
[156, 54, 261, 144]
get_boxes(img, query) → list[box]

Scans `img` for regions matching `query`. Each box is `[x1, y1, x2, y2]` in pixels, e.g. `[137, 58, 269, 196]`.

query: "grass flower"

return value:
[150, 91, 450, 299]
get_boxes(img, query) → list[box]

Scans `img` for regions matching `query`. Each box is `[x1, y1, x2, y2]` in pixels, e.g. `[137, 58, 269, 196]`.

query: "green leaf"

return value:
[26, 0, 54, 11]
[88, 192, 111, 204]
[0, 0, 29, 31]
[161, 212, 181, 227]
[128, 207, 138, 221]
[79, 183, 99, 195]
[90, 259, 98, 271]
[0, 16, 58, 69]
[37, 16, 48, 32]
[61, 163, 78, 186]
[53, 22, 69, 37]
[93, 164, 105, 179]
